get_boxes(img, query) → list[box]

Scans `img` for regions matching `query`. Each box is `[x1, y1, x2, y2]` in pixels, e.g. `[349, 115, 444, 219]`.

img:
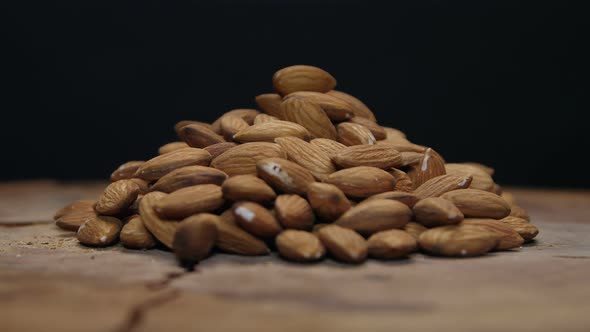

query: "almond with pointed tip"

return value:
[134, 148, 212, 181]
[309, 138, 347, 157]
[233, 120, 310, 143]
[211, 109, 260, 133]
[398, 152, 424, 167]
[445, 163, 496, 192]
[221, 175, 277, 204]
[325, 166, 395, 198]
[366, 191, 419, 208]
[253, 113, 279, 125]
[256, 158, 315, 195]
[382, 126, 407, 139]
[413, 174, 473, 199]
[273, 65, 337, 96]
[413, 197, 464, 227]
[158, 142, 190, 155]
[440, 189, 511, 219]
[94, 180, 140, 216]
[406, 148, 446, 189]
[175, 120, 214, 138]
[500, 216, 539, 242]
[150, 166, 227, 193]
[461, 218, 524, 250]
[110, 161, 145, 182]
[274, 137, 336, 179]
[203, 142, 238, 159]
[211, 142, 286, 176]
[77, 216, 122, 247]
[274, 195, 315, 230]
[139, 192, 177, 248]
[255, 93, 283, 118]
[173, 214, 218, 265]
[509, 205, 530, 221]
[213, 213, 270, 255]
[326, 90, 376, 122]
[375, 137, 426, 153]
[220, 115, 249, 141]
[153, 184, 224, 220]
[337, 122, 376, 146]
[276, 230, 325, 262]
[368, 229, 417, 259]
[403, 222, 428, 240]
[335, 199, 412, 235]
[418, 224, 500, 257]
[56, 209, 97, 231]
[120, 216, 157, 249]
[332, 144, 402, 169]
[389, 168, 414, 192]
[317, 225, 368, 264]
[284, 91, 354, 121]
[280, 96, 338, 140]
[349, 116, 386, 140]
[180, 124, 226, 148]
[54, 200, 95, 220]
[233, 202, 282, 239]
[307, 182, 351, 221]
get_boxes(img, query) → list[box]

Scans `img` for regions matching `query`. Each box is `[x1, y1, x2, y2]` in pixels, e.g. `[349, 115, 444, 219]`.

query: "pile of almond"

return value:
[54, 65, 539, 266]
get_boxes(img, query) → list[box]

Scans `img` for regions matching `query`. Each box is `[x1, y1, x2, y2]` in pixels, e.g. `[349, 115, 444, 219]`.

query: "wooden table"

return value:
[1, 180, 589, 332]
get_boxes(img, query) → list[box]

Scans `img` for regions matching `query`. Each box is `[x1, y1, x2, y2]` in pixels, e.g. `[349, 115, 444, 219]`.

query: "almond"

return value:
[256, 158, 315, 195]
[325, 166, 395, 198]
[153, 184, 225, 220]
[276, 230, 325, 262]
[94, 180, 140, 216]
[213, 213, 270, 255]
[326, 90, 376, 122]
[284, 91, 354, 121]
[349, 116, 387, 140]
[307, 182, 351, 221]
[55, 209, 97, 231]
[440, 189, 511, 219]
[403, 222, 428, 240]
[233, 202, 282, 239]
[274, 195, 315, 230]
[500, 216, 539, 242]
[366, 191, 419, 208]
[253, 113, 279, 125]
[309, 138, 347, 157]
[461, 218, 524, 250]
[413, 174, 473, 199]
[389, 168, 414, 192]
[255, 93, 283, 118]
[110, 161, 145, 182]
[220, 115, 249, 141]
[203, 142, 238, 159]
[211, 109, 260, 133]
[54, 199, 95, 220]
[332, 144, 402, 169]
[418, 224, 500, 257]
[134, 148, 212, 181]
[211, 142, 286, 176]
[335, 199, 412, 235]
[180, 123, 226, 148]
[274, 136, 336, 179]
[280, 96, 338, 140]
[367, 230, 417, 259]
[463, 162, 495, 176]
[398, 152, 424, 167]
[158, 142, 189, 155]
[445, 163, 496, 192]
[501, 191, 517, 206]
[139, 192, 178, 248]
[233, 120, 310, 143]
[175, 120, 214, 137]
[77, 216, 122, 247]
[150, 166, 228, 193]
[382, 126, 407, 140]
[272, 65, 337, 96]
[129, 178, 150, 195]
[221, 175, 277, 204]
[510, 205, 531, 221]
[173, 214, 218, 266]
[120, 216, 157, 249]
[337, 122, 376, 146]
[406, 148, 446, 189]
[317, 225, 368, 264]
[375, 137, 426, 152]
[413, 197, 464, 227]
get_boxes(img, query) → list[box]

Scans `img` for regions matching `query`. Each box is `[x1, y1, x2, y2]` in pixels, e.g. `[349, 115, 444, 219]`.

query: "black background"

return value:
[2, 1, 588, 187]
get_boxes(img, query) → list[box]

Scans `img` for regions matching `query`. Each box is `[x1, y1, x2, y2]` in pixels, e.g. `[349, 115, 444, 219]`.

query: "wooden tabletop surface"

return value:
[1, 180, 589, 332]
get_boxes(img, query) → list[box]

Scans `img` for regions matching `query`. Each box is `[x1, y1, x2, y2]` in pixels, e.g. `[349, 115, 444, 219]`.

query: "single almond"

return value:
[150, 166, 228, 193]
[203, 142, 238, 159]
[173, 214, 218, 266]
[349, 116, 386, 140]
[233, 202, 282, 239]
[158, 142, 189, 155]
[326, 90, 377, 122]
[272, 65, 337, 96]
[211, 109, 260, 133]
[233, 120, 310, 143]
[307, 182, 351, 221]
[325, 166, 395, 198]
[129, 178, 150, 195]
[375, 137, 426, 153]
[77, 216, 122, 247]
[284, 91, 354, 121]
[418, 224, 500, 257]
[461, 218, 524, 250]
[255, 93, 283, 118]
[94, 180, 140, 216]
[317, 225, 368, 264]
[413, 174, 473, 199]
[509, 205, 531, 221]
[367, 229, 417, 259]
[220, 115, 250, 141]
[274, 136, 336, 179]
[280, 96, 338, 140]
[253, 113, 279, 125]
[180, 123, 226, 148]
[440, 189, 511, 219]
[398, 152, 424, 167]
[212, 213, 270, 255]
[127, 195, 143, 215]
[54, 199, 95, 220]
[120, 216, 157, 249]
[500, 216, 539, 242]
[175, 120, 214, 138]
[221, 175, 277, 204]
[139, 191, 178, 248]
[153, 184, 225, 220]
[337, 122, 376, 146]
[211, 142, 286, 176]
[56, 209, 97, 231]
[463, 162, 495, 176]
[382, 126, 407, 140]
[274, 194, 315, 230]
[501, 191, 517, 207]
[256, 158, 315, 195]
[413, 197, 464, 227]
[403, 222, 428, 240]
[335, 199, 412, 235]
[389, 168, 414, 192]
[276, 230, 325, 262]
[406, 148, 446, 189]
[134, 148, 212, 181]
[110, 161, 145, 182]
[445, 163, 496, 192]
[366, 191, 419, 208]
[309, 138, 347, 157]
[332, 144, 402, 169]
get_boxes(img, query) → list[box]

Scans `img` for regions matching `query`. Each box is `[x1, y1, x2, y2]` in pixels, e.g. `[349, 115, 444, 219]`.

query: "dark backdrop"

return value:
[2, 1, 588, 187]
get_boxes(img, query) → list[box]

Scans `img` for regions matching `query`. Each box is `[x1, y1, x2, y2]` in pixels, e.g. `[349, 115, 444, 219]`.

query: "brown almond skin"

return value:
[418, 224, 500, 257]
[175, 120, 214, 138]
[120, 216, 157, 249]
[413, 197, 464, 227]
[332, 144, 402, 169]
[274, 136, 336, 179]
[256, 158, 315, 195]
[382, 126, 407, 140]
[510, 205, 531, 221]
[211, 142, 286, 177]
[461, 218, 524, 250]
[233, 120, 311, 143]
[445, 163, 495, 192]
[317, 225, 368, 264]
[389, 168, 414, 192]
[307, 182, 351, 221]
[77, 216, 122, 247]
[254, 113, 279, 124]
[158, 142, 189, 155]
[134, 148, 212, 181]
[233, 202, 282, 239]
[406, 148, 446, 189]
[140, 192, 177, 248]
[150, 166, 228, 193]
[95, 180, 140, 216]
[335, 199, 412, 236]
[413, 174, 473, 199]
[310, 138, 347, 157]
[211, 109, 260, 133]
[180, 124, 226, 148]
[274, 195, 315, 230]
[375, 137, 427, 153]
[280, 96, 338, 140]
[129, 178, 150, 195]
[212, 213, 270, 255]
[500, 216, 539, 242]
[368, 230, 417, 259]
[272, 65, 337, 96]
[255, 93, 283, 118]
[220, 115, 249, 141]
[440, 189, 511, 219]
[203, 142, 238, 159]
[403, 222, 428, 240]
[326, 90, 377, 122]
[56, 210, 97, 231]
[399, 152, 424, 167]
[337, 122, 376, 146]
[276, 230, 326, 262]
[349, 116, 386, 140]
[221, 175, 277, 204]
[54, 200, 95, 220]
[325, 166, 395, 198]
[284, 91, 354, 122]
[153, 184, 225, 220]
[110, 161, 145, 182]
[366, 191, 419, 208]
[173, 214, 218, 266]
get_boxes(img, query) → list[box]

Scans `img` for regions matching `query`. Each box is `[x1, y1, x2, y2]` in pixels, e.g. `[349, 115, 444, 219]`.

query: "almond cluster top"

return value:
[54, 65, 539, 266]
